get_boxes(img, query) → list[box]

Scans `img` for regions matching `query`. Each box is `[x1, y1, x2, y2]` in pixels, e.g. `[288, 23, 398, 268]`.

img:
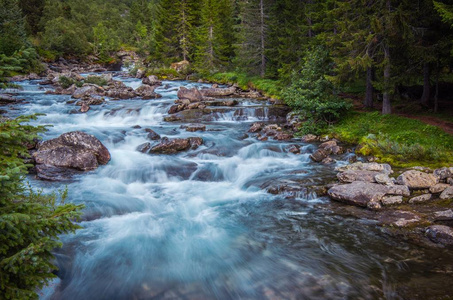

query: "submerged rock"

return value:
[150, 137, 203, 154]
[426, 225, 453, 247]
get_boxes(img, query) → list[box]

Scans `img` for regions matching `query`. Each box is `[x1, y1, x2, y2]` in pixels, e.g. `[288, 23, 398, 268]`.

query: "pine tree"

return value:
[194, 0, 235, 73]
[235, 0, 270, 77]
[0, 0, 28, 56]
[0, 115, 83, 300]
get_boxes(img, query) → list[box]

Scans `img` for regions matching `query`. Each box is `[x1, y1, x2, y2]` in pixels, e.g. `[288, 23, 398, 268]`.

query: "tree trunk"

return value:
[434, 61, 440, 113]
[365, 66, 374, 108]
[420, 63, 431, 106]
[382, 47, 392, 115]
[307, 0, 313, 38]
[259, 0, 266, 77]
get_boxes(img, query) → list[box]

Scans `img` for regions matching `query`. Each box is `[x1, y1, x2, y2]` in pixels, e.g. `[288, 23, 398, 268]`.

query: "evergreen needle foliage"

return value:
[283, 47, 352, 134]
[0, 115, 83, 300]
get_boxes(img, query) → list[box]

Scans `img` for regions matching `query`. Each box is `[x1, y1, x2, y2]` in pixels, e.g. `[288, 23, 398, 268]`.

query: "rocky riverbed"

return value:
[2, 66, 453, 299]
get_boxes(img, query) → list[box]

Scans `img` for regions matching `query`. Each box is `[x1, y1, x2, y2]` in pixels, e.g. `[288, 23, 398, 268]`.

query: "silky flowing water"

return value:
[7, 74, 453, 299]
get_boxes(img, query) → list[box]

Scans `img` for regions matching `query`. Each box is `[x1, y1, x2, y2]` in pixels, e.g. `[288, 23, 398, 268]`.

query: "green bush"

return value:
[0, 115, 83, 299]
[58, 76, 76, 89]
[84, 76, 107, 86]
[282, 47, 352, 135]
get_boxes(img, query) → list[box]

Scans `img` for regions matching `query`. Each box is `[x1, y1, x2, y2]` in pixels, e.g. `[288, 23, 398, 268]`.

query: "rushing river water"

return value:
[6, 74, 453, 299]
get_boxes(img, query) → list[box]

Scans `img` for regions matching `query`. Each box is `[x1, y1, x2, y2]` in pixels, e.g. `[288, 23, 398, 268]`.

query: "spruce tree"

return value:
[194, 0, 235, 73]
[0, 115, 83, 300]
[0, 0, 28, 56]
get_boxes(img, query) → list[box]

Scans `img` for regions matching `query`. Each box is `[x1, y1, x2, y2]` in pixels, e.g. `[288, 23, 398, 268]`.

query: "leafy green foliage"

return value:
[329, 111, 453, 167]
[84, 76, 107, 86]
[282, 47, 352, 134]
[0, 115, 83, 299]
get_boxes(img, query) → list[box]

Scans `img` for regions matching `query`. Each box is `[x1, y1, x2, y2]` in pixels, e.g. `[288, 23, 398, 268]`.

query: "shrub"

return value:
[84, 76, 107, 86]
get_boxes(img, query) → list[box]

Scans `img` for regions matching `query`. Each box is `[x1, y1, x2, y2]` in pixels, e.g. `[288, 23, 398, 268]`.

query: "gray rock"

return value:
[434, 167, 452, 180]
[35, 131, 110, 166]
[182, 124, 206, 132]
[335, 162, 393, 174]
[199, 86, 237, 97]
[328, 181, 410, 208]
[321, 157, 336, 165]
[440, 186, 453, 200]
[375, 173, 394, 185]
[337, 170, 380, 183]
[72, 85, 104, 99]
[409, 193, 433, 204]
[150, 137, 203, 154]
[249, 123, 264, 133]
[381, 196, 403, 206]
[145, 129, 161, 140]
[310, 149, 328, 163]
[142, 75, 162, 86]
[429, 183, 451, 194]
[434, 210, 453, 221]
[135, 84, 161, 99]
[287, 145, 301, 154]
[396, 170, 438, 189]
[80, 102, 90, 113]
[386, 185, 411, 197]
[301, 134, 318, 143]
[379, 211, 421, 227]
[426, 225, 453, 247]
[328, 182, 387, 207]
[177, 87, 203, 102]
[137, 142, 152, 153]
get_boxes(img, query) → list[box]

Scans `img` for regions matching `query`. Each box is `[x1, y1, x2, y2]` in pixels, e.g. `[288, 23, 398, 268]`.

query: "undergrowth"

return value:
[328, 111, 453, 167]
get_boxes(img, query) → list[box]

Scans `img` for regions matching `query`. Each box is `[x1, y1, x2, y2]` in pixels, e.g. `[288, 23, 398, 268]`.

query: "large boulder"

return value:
[150, 137, 203, 154]
[396, 170, 438, 189]
[328, 181, 410, 209]
[33, 131, 110, 173]
[199, 86, 237, 97]
[336, 162, 393, 174]
[177, 87, 203, 102]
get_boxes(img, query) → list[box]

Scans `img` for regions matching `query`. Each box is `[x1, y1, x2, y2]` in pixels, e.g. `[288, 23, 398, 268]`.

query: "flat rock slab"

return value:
[409, 194, 433, 204]
[381, 196, 403, 206]
[426, 225, 453, 247]
[337, 170, 380, 183]
[328, 182, 410, 208]
[378, 211, 421, 228]
[397, 170, 438, 189]
[336, 162, 393, 174]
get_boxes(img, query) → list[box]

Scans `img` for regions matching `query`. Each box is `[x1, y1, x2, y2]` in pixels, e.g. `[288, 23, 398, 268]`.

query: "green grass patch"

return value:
[146, 68, 181, 80]
[204, 72, 282, 99]
[327, 111, 453, 168]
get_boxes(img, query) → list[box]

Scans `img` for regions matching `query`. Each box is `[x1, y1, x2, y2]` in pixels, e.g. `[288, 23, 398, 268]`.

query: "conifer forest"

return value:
[1, 0, 453, 299]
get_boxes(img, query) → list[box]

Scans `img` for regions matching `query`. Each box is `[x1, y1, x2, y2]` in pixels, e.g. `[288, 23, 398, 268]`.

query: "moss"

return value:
[327, 111, 453, 168]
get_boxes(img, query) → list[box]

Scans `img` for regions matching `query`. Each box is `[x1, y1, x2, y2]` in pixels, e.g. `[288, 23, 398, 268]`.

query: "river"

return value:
[7, 73, 453, 299]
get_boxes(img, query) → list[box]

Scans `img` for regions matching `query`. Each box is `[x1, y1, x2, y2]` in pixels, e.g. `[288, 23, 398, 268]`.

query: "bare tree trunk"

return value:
[209, 25, 214, 64]
[382, 47, 392, 115]
[420, 63, 431, 106]
[307, 0, 313, 38]
[434, 60, 440, 113]
[259, 0, 266, 77]
[365, 66, 374, 108]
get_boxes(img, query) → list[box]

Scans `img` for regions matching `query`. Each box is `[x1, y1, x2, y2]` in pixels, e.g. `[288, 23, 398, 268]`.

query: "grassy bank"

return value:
[327, 111, 453, 168]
